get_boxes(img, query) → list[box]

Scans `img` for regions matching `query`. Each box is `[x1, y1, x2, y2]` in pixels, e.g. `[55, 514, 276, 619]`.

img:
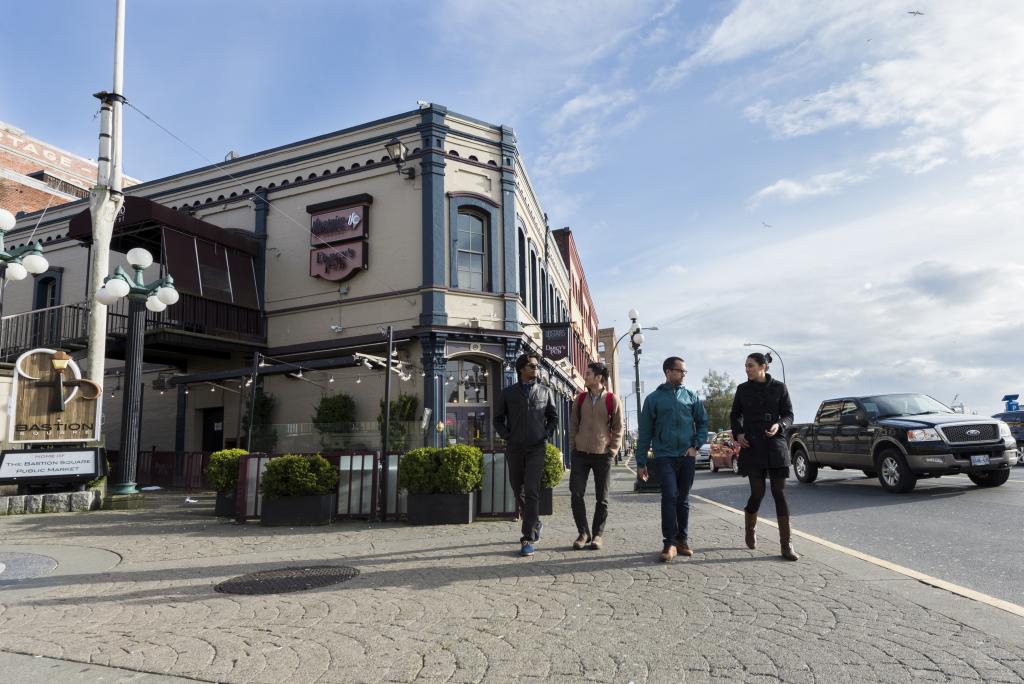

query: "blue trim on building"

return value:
[448, 195, 499, 292]
[253, 189, 269, 311]
[419, 105, 449, 326]
[500, 126, 519, 332]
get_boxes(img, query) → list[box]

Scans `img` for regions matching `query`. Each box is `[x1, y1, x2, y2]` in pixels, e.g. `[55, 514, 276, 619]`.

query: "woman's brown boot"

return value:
[744, 511, 757, 549]
[777, 516, 799, 561]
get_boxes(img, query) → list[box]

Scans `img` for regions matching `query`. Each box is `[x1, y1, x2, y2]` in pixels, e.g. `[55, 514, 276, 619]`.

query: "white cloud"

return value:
[752, 170, 867, 203]
[870, 137, 948, 174]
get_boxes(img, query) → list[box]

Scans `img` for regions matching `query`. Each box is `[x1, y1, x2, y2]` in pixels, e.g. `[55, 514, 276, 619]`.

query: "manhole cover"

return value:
[0, 552, 59, 582]
[215, 565, 359, 595]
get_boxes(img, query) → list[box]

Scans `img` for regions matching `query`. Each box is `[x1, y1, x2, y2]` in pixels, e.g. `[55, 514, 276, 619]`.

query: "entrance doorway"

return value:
[444, 358, 495, 449]
[201, 407, 224, 453]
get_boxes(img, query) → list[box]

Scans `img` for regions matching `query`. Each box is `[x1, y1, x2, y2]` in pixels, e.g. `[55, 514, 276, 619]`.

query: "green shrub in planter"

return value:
[542, 443, 565, 489]
[205, 448, 248, 493]
[399, 445, 484, 494]
[260, 454, 339, 499]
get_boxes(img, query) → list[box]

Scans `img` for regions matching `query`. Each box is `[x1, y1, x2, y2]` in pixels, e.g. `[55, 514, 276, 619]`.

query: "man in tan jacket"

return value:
[568, 361, 624, 550]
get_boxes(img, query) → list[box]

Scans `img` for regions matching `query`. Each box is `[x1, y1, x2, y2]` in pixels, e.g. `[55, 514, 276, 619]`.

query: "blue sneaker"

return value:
[520, 540, 535, 557]
[533, 520, 544, 542]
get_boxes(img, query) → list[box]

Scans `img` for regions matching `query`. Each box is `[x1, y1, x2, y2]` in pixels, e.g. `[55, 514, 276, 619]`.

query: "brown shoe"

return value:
[675, 536, 694, 557]
[777, 516, 800, 561]
[744, 511, 758, 550]
[589, 535, 603, 550]
[659, 544, 677, 562]
[572, 533, 590, 550]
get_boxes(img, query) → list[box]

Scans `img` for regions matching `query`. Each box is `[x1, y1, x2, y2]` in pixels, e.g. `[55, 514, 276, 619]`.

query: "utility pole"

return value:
[85, 0, 126, 385]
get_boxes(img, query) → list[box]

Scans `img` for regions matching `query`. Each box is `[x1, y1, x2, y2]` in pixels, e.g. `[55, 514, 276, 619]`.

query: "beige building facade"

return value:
[3, 105, 602, 462]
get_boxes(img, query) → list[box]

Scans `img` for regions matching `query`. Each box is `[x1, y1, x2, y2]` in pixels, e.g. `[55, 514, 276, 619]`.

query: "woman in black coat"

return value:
[729, 352, 798, 561]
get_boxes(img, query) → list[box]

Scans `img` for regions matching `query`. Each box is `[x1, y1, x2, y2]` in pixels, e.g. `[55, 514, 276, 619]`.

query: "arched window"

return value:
[456, 211, 487, 291]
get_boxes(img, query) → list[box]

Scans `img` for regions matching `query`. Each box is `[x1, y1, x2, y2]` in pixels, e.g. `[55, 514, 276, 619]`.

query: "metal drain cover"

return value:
[215, 565, 359, 595]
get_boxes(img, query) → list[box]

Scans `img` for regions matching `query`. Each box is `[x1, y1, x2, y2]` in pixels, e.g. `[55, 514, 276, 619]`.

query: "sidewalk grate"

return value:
[214, 565, 359, 595]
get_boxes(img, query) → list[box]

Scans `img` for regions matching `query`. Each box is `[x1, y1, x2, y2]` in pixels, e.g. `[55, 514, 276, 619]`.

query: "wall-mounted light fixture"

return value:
[384, 138, 415, 180]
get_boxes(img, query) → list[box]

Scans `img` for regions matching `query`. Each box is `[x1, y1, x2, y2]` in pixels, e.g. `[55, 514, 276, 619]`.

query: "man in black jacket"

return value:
[493, 353, 559, 557]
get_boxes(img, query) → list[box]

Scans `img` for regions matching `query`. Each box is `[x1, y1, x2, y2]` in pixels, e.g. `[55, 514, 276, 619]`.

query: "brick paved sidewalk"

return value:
[1, 468, 1022, 683]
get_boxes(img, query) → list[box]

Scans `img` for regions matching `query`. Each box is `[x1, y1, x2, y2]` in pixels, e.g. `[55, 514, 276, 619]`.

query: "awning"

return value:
[68, 195, 260, 256]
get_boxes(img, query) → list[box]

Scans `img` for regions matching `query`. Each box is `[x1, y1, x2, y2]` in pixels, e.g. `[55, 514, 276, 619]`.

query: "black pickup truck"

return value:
[788, 393, 1018, 493]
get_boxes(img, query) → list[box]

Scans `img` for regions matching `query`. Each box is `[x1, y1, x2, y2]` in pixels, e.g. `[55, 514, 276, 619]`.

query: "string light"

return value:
[356, 377, 362, 384]
[329, 376, 335, 383]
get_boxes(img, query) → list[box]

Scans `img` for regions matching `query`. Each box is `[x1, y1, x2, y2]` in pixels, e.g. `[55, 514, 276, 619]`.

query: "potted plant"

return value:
[205, 448, 248, 516]
[540, 443, 565, 516]
[399, 445, 483, 524]
[259, 454, 339, 526]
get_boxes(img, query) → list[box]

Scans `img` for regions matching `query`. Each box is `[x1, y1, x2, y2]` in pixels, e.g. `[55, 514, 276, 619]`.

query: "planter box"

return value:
[539, 487, 554, 516]
[214, 490, 236, 517]
[406, 492, 475, 525]
[261, 493, 334, 526]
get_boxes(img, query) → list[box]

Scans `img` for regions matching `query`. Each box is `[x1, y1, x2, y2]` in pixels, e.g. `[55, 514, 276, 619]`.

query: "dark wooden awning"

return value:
[68, 195, 260, 257]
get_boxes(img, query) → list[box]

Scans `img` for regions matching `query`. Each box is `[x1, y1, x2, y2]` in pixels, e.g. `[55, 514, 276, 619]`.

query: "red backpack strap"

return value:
[604, 392, 615, 423]
[576, 392, 587, 409]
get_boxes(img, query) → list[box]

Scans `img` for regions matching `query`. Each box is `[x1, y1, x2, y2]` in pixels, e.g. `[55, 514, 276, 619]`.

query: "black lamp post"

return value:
[627, 308, 661, 492]
[0, 208, 50, 358]
[95, 247, 178, 495]
[743, 342, 786, 385]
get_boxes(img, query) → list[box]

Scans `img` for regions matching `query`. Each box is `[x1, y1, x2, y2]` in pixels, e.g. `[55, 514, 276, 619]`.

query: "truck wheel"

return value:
[877, 449, 916, 493]
[967, 470, 1010, 487]
[862, 469, 877, 478]
[793, 449, 817, 483]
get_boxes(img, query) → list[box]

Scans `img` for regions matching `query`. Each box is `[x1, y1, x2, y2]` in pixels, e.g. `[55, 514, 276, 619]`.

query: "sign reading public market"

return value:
[8, 348, 102, 443]
[0, 448, 104, 484]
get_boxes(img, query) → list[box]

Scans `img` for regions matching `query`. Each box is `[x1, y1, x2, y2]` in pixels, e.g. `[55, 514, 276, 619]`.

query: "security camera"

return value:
[417, 100, 430, 109]
[329, 324, 344, 333]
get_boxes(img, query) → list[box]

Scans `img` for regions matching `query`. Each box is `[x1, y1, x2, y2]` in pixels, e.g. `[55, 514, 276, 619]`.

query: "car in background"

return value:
[697, 435, 712, 469]
[992, 410, 1024, 463]
[709, 430, 741, 474]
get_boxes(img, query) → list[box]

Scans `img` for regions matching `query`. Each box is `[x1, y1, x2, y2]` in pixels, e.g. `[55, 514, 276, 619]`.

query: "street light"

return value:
[384, 137, 415, 180]
[627, 309, 660, 491]
[0, 208, 50, 358]
[94, 247, 178, 495]
[743, 342, 786, 385]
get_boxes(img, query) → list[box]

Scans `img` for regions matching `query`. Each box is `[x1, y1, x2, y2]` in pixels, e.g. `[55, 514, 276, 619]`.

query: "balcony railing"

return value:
[0, 293, 264, 361]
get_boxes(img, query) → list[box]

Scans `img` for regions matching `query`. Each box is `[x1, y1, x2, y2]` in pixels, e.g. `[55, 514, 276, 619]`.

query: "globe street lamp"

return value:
[95, 247, 178, 494]
[743, 341, 786, 385]
[627, 309, 660, 491]
[0, 208, 50, 357]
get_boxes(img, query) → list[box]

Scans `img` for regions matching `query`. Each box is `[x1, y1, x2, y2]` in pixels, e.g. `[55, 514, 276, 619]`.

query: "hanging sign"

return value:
[310, 204, 370, 246]
[542, 325, 570, 362]
[8, 348, 102, 443]
[309, 242, 368, 282]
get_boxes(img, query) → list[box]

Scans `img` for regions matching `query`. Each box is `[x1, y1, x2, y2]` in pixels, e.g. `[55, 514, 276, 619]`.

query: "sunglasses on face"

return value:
[668, 368, 687, 374]
[524, 364, 540, 369]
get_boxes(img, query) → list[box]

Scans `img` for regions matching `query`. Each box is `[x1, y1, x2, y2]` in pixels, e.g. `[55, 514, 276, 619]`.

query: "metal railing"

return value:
[0, 294, 264, 361]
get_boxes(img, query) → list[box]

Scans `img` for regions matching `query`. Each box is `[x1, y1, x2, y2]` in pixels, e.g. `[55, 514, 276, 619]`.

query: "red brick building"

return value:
[0, 121, 138, 216]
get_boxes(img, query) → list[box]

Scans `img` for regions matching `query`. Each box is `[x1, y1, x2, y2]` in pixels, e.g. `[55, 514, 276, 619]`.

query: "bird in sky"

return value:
[762, 222, 772, 228]
[908, 10, 924, 16]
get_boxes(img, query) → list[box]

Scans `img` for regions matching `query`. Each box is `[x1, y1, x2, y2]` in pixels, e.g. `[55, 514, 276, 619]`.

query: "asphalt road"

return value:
[689, 462, 1024, 607]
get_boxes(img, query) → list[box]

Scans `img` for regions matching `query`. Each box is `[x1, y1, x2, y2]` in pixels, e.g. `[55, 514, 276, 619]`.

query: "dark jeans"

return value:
[653, 456, 696, 544]
[508, 445, 545, 540]
[569, 451, 612, 537]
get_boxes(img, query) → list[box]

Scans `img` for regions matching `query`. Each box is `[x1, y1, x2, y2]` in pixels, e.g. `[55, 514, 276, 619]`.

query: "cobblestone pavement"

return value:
[1, 469, 1022, 683]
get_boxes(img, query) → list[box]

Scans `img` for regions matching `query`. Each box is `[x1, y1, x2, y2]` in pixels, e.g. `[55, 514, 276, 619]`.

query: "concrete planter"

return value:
[214, 490, 236, 517]
[406, 492, 475, 525]
[260, 494, 334, 526]
[539, 487, 554, 516]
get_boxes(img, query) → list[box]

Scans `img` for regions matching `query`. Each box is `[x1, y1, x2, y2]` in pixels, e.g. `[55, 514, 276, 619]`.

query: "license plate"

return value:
[970, 454, 990, 466]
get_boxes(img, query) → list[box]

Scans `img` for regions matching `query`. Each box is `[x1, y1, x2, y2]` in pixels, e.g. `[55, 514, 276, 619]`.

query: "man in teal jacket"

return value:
[636, 356, 709, 562]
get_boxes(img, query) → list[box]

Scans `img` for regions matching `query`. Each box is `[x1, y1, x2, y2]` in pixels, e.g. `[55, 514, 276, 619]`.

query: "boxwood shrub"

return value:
[399, 445, 484, 495]
[542, 443, 565, 489]
[260, 454, 339, 499]
[205, 448, 248, 493]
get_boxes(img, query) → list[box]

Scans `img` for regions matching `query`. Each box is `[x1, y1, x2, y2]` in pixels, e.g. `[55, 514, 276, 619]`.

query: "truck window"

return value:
[818, 402, 841, 424]
[840, 401, 859, 419]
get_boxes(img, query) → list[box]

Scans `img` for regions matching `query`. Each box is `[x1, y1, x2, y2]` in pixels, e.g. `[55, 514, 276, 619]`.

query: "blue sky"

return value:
[3, 1, 1022, 421]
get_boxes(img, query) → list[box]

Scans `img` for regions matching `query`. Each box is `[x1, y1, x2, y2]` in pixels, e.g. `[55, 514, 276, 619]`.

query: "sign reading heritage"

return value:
[310, 204, 369, 245]
[309, 242, 368, 282]
[542, 325, 570, 362]
[8, 348, 102, 443]
[0, 448, 103, 483]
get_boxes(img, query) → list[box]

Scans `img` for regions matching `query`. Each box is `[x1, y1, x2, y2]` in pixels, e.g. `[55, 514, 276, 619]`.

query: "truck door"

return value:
[813, 401, 842, 462]
[836, 400, 871, 467]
